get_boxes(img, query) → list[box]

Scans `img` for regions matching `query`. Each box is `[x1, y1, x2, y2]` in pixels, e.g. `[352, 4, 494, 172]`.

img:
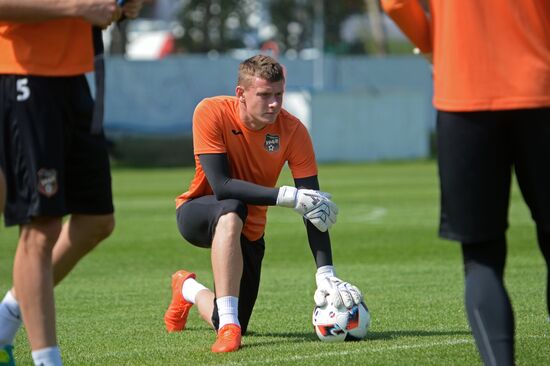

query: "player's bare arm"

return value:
[381, 0, 432, 54]
[0, 0, 119, 27]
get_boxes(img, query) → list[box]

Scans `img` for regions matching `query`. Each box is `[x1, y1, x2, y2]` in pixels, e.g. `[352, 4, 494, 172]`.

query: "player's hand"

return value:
[276, 186, 338, 232]
[314, 266, 363, 309]
[78, 0, 120, 28]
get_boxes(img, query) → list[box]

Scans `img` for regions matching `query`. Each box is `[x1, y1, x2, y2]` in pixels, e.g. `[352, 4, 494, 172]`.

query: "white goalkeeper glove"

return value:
[276, 186, 338, 232]
[314, 265, 363, 309]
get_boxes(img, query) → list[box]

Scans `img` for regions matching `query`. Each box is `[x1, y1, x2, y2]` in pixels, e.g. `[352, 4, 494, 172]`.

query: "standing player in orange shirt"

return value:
[382, 1, 550, 365]
[164, 55, 364, 353]
[0, 1, 144, 365]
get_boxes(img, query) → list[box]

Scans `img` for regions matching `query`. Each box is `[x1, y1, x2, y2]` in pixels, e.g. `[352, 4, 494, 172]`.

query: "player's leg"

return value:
[0, 169, 5, 214]
[512, 107, 550, 320]
[437, 111, 512, 242]
[209, 210, 246, 353]
[0, 94, 11, 364]
[165, 200, 213, 332]
[14, 218, 66, 366]
[2, 73, 114, 346]
[437, 110, 515, 365]
[167, 196, 247, 339]
[209, 235, 264, 354]
[0, 77, 113, 365]
[536, 227, 550, 319]
[0, 174, 6, 360]
[193, 283, 216, 328]
[211, 236, 265, 333]
[51, 74, 115, 286]
[191, 234, 266, 334]
[0, 172, 6, 356]
[0, 76, 20, 364]
[461, 238, 514, 366]
[210, 211, 244, 323]
[10, 75, 116, 328]
[51, 214, 114, 285]
[1, 218, 65, 365]
[0, 75, 68, 365]
[14, 217, 62, 350]
[235, 236, 265, 335]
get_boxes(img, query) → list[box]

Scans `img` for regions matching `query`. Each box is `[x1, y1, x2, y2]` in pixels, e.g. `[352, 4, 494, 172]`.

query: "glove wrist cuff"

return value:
[315, 265, 336, 287]
[276, 186, 297, 208]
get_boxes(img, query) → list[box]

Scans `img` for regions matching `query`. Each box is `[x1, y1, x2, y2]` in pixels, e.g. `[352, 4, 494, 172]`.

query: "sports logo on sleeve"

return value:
[37, 169, 58, 197]
[264, 134, 280, 152]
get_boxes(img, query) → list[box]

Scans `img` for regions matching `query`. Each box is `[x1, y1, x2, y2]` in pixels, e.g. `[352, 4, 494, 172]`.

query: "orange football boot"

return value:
[164, 270, 196, 332]
[211, 324, 242, 353]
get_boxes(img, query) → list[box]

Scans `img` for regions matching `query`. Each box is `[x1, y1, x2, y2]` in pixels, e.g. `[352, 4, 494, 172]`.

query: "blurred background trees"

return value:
[114, 0, 412, 59]
[178, 0, 254, 53]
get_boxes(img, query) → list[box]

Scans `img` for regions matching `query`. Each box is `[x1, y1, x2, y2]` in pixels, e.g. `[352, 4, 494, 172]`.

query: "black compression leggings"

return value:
[462, 229, 550, 365]
[537, 227, 550, 317]
[461, 238, 514, 366]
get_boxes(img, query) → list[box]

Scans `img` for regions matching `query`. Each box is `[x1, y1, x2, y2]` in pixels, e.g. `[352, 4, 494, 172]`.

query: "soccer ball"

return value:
[312, 297, 371, 342]
[346, 301, 370, 340]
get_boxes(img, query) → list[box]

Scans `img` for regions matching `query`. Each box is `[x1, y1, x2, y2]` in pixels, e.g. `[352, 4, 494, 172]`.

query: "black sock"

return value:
[536, 227, 550, 318]
[461, 238, 515, 366]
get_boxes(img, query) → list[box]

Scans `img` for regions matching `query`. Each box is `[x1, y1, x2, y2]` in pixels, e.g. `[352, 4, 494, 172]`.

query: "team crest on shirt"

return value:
[37, 169, 58, 198]
[264, 134, 280, 152]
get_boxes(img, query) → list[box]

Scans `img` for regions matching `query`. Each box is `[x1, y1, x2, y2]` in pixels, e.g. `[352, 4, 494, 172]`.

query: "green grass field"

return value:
[1, 161, 548, 365]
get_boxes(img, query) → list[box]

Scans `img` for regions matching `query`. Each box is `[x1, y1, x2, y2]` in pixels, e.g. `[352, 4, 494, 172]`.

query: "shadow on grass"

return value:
[366, 329, 471, 340]
[245, 330, 318, 341]
[240, 329, 471, 349]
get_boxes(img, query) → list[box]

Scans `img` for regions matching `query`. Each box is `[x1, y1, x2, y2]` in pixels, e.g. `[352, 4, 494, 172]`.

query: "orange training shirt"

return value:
[382, 0, 550, 111]
[0, 18, 94, 76]
[176, 96, 318, 241]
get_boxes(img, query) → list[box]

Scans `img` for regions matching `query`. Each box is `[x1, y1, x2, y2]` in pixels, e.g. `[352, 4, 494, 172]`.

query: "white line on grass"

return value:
[217, 334, 550, 366]
[345, 207, 387, 223]
[216, 338, 473, 366]
[525, 334, 550, 339]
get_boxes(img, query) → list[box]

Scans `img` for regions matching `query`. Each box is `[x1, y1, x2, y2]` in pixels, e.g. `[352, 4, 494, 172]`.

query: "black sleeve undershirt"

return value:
[199, 153, 279, 205]
[294, 176, 334, 268]
[199, 153, 333, 268]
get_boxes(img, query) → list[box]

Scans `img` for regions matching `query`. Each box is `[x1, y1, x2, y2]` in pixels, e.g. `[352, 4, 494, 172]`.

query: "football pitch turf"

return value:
[1, 160, 548, 365]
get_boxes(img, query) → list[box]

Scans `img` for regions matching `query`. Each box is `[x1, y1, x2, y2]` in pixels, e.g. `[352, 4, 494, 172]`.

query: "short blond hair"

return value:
[238, 54, 285, 87]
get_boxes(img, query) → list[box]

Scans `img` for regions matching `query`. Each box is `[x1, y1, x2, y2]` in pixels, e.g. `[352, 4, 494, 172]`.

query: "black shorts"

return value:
[0, 75, 113, 226]
[176, 196, 264, 334]
[437, 108, 550, 243]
